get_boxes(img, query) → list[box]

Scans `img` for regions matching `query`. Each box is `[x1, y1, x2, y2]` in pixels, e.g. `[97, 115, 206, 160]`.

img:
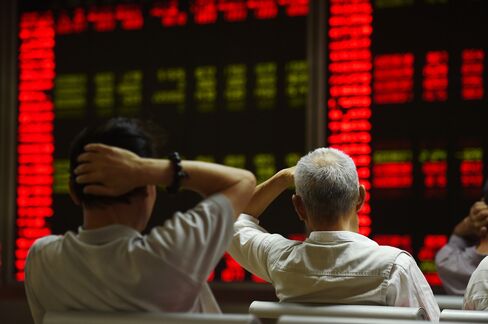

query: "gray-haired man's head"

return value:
[294, 148, 360, 224]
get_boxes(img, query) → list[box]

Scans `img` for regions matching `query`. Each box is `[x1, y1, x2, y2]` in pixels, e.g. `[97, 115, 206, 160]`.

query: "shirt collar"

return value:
[77, 224, 141, 244]
[307, 231, 378, 246]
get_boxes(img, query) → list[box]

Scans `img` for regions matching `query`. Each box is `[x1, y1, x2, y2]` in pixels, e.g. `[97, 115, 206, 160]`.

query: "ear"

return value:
[292, 194, 307, 222]
[356, 184, 366, 212]
[69, 179, 81, 206]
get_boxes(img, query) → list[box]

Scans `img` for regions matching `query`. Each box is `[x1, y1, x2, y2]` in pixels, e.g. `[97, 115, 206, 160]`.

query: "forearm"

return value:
[138, 158, 172, 186]
[75, 144, 255, 207]
[140, 158, 256, 215]
[141, 159, 250, 193]
[453, 217, 473, 238]
[183, 161, 255, 197]
[243, 171, 291, 218]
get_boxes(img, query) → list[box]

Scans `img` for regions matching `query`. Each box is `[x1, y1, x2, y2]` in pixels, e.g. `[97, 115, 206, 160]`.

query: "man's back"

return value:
[228, 214, 440, 321]
[25, 195, 232, 324]
[268, 232, 401, 304]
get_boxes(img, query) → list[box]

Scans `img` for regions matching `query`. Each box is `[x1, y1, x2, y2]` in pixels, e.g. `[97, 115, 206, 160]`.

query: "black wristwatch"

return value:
[166, 152, 188, 194]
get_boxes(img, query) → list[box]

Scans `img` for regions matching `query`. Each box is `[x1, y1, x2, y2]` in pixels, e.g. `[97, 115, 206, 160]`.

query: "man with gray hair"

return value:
[228, 148, 440, 321]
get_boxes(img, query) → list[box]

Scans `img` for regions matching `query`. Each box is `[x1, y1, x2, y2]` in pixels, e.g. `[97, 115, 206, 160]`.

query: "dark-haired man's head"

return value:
[69, 117, 160, 210]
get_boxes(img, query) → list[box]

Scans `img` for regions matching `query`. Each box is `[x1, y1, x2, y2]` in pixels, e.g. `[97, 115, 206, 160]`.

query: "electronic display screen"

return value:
[326, 0, 488, 288]
[16, 0, 308, 282]
[15, 0, 488, 293]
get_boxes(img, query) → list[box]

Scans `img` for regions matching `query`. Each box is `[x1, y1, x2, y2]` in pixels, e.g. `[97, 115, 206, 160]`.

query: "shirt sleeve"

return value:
[386, 253, 440, 322]
[464, 298, 488, 311]
[227, 214, 293, 283]
[435, 235, 485, 295]
[24, 243, 46, 324]
[144, 194, 234, 283]
[464, 257, 488, 310]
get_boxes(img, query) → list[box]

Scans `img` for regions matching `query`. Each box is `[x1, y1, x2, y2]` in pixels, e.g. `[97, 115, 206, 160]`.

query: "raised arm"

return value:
[243, 167, 295, 218]
[435, 200, 488, 294]
[74, 143, 256, 217]
[453, 200, 488, 239]
[228, 167, 297, 282]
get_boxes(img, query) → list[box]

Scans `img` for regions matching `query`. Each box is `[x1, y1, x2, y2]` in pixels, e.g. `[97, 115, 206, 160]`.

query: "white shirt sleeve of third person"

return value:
[227, 214, 292, 283]
[386, 253, 441, 322]
[463, 256, 488, 310]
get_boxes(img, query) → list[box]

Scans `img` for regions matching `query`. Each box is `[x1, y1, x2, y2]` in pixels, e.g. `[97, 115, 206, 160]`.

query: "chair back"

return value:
[435, 295, 463, 310]
[249, 301, 426, 320]
[278, 315, 464, 324]
[441, 309, 488, 323]
[43, 311, 261, 324]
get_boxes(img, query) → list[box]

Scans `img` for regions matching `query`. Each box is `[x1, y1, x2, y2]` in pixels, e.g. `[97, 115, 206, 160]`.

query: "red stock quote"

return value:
[16, 0, 488, 291]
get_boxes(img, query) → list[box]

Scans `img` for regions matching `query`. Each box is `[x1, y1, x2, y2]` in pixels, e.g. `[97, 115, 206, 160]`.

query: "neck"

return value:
[477, 238, 488, 255]
[308, 212, 358, 232]
[83, 204, 143, 232]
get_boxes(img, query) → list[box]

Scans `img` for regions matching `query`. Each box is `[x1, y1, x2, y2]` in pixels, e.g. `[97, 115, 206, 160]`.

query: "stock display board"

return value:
[15, 0, 488, 293]
[16, 0, 308, 282]
[326, 0, 488, 289]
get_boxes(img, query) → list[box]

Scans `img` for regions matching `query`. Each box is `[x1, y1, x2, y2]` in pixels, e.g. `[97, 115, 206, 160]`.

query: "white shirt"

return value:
[228, 214, 440, 322]
[464, 256, 488, 310]
[25, 194, 233, 324]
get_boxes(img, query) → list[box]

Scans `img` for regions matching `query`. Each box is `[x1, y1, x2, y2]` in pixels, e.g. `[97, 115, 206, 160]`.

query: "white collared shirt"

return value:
[464, 255, 488, 310]
[228, 214, 440, 322]
[25, 194, 233, 324]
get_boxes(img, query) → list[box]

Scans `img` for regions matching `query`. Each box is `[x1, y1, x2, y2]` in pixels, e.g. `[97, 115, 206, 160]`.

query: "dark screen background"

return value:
[16, 0, 488, 289]
[17, 0, 307, 282]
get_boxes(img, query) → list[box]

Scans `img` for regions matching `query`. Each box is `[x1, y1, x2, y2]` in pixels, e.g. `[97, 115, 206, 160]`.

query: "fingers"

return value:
[76, 170, 119, 196]
[472, 205, 488, 220]
[76, 173, 102, 184]
[84, 143, 113, 153]
[473, 212, 488, 228]
[469, 207, 488, 238]
[77, 152, 98, 163]
[77, 144, 113, 162]
[73, 163, 95, 175]
[83, 184, 114, 196]
[472, 200, 488, 212]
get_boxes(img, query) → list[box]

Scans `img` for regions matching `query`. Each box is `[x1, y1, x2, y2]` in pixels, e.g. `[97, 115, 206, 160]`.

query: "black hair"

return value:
[69, 117, 164, 207]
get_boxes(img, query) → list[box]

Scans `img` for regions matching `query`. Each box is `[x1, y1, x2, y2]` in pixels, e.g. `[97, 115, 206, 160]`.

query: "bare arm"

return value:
[75, 143, 256, 217]
[243, 167, 294, 218]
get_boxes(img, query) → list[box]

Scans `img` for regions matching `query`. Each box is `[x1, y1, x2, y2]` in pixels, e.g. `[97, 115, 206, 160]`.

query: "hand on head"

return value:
[454, 200, 488, 239]
[74, 143, 144, 196]
[468, 200, 488, 238]
[276, 166, 295, 188]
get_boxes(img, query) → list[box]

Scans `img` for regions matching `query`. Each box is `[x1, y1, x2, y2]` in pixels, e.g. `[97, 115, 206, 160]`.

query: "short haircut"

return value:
[295, 148, 359, 223]
[69, 117, 162, 207]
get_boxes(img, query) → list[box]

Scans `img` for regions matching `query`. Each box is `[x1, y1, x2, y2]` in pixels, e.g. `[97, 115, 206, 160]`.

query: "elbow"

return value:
[241, 170, 257, 199]
[243, 170, 257, 191]
[244, 170, 257, 187]
[434, 247, 448, 266]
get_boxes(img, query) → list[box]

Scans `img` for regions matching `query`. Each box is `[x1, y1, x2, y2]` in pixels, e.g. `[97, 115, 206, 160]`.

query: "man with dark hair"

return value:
[24, 118, 256, 324]
[435, 200, 488, 295]
[68, 117, 161, 207]
[228, 148, 440, 321]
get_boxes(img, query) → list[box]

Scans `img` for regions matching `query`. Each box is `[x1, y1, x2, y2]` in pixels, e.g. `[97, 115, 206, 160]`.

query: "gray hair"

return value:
[295, 148, 359, 222]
